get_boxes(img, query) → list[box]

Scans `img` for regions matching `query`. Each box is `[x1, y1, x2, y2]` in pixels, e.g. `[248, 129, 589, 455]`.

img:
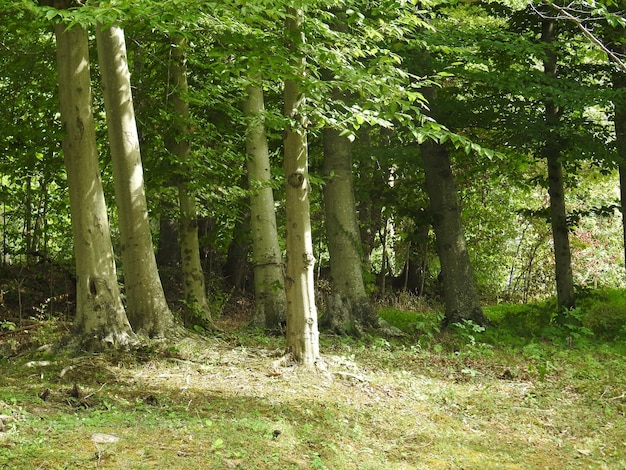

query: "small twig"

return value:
[606, 392, 626, 401]
[83, 383, 106, 400]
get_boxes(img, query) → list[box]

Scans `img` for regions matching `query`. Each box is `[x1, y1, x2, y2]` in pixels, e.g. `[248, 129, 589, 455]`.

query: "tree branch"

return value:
[537, 0, 626, 72]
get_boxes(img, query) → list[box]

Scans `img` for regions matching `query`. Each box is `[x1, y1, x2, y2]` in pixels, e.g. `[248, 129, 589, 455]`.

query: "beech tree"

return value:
[244, 82, 287, 329]
[96, 24, 175, 336]
[166, 35, 211, 321]
[283, 6, 320, 366]
[53, 14, 137, 349]
[420, 137, 488, 327]
[539, 16, 576, 311]
[322, 127, 378, 333]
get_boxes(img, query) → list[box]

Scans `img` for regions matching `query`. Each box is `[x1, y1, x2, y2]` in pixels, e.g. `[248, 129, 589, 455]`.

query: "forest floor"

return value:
[0, 321, 625, 469]
[1, 265, 626, 469]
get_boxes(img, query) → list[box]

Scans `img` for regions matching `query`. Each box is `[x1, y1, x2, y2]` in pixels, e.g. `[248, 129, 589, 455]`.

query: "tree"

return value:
[322, 126, 377, 333]
[420, 137, 488, 327]
[166, 35, 211, 321]
[54, 16, 137, 349]
[283, 6, 320, 366]
[540, 16, 576, 311]
[612, 45, 626, 271]
[244, 82, 287, 329]
[598, 4, 626, 271]
[96, 23, 175, 336]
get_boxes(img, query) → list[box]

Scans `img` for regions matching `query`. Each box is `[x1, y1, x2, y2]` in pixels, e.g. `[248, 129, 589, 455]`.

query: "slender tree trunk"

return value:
[541, 19, 575, 311]
[617, 126, 626, 272]
[611, 40, 626, 271]
[96, 25, 174, 336]
[24, 172, 33, 263]
[420, 140, 488, 327]
[224, 209, 251, 291]
[54, 22, 137, 349]
[283, 7, 320, 366]
[166, 36, 210, 320]
[322, 127, 377, 334]
[244, 84, 287, 329]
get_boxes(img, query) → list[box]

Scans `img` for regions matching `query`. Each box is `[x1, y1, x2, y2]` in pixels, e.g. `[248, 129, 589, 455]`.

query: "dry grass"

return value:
[1, 325, 625, 469]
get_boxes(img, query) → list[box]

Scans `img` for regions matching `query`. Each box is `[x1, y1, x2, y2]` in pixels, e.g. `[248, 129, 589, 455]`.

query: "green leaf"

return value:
[45, 9, 59, 21]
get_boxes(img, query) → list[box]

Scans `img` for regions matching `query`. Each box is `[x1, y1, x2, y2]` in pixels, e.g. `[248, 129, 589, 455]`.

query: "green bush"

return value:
[483, 303, 553, 341]
[576, 288, 626, 340]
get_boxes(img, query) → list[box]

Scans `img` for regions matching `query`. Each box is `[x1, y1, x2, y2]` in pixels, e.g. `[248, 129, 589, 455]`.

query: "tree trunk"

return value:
[156, 214, 180, 268]
[546, 148, 575, 309]
[166, 36, 210, 321]
[322, 127, 377, 334]
[612, 41, 626, 271]
[541, 19, 575, 311]
[244, 84, 287, 329]
[224, 209, 251, 292]
[283, 7, 320, 366]
[617, 119, 626, 273]
[54, 22, 137, 349]
[96, 25, 174, 336]
[420, 140, 488, 327]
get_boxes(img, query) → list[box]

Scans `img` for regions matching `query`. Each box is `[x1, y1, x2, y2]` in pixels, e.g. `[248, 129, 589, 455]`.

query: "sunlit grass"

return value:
[1, 290, 626, 469]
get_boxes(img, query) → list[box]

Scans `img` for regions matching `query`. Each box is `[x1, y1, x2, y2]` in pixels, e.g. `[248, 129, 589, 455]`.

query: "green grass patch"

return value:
[1, 296, 626, 469]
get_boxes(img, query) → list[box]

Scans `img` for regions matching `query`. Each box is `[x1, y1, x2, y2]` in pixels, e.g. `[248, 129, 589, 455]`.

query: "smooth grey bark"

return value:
[54, 22, 137, 349]
[243, 84, 287, 329]
[420, 140, 488, 327]
[166, 36, 210, 321]
[322, 127, 377, 334]
[96, 25, 174, 336]
[283, 7, 320, 366]
[541, 19, 575, 311]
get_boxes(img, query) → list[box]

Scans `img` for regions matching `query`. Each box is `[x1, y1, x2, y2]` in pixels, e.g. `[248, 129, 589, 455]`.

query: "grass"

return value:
[1, 290, 626, 469]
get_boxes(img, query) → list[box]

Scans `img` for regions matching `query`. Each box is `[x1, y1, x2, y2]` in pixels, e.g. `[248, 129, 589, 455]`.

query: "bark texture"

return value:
[420, 140, 488, 327]
[322, 127, 377, 334]
[541, 19, 575, 311]
[244, 84, 287, 329]
[96, 25, 174, 336]
[166, 36, 210, 320]
[283, 7, 320, 366]
[54, 23, 136, 349]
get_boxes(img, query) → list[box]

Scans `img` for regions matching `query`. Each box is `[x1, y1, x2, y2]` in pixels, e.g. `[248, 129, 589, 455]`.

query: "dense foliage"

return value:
[1, 0, 625, 323]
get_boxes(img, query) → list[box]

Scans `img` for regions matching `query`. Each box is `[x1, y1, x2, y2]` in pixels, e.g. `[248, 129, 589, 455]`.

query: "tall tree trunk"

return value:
[23, 171, 33, 263]
[420, 140, 488, 327]
[322, 127, 377, 334]
[611, 40, 626, 271]
[244, 85, 287, 328]
[283, 7, 320, 366]
[96, 25, 174, 336]
[54, 21, 137, 349]
[617, 109, 626, 272]
[166, 36, 210, 321]
[541, 19, 575, 311]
